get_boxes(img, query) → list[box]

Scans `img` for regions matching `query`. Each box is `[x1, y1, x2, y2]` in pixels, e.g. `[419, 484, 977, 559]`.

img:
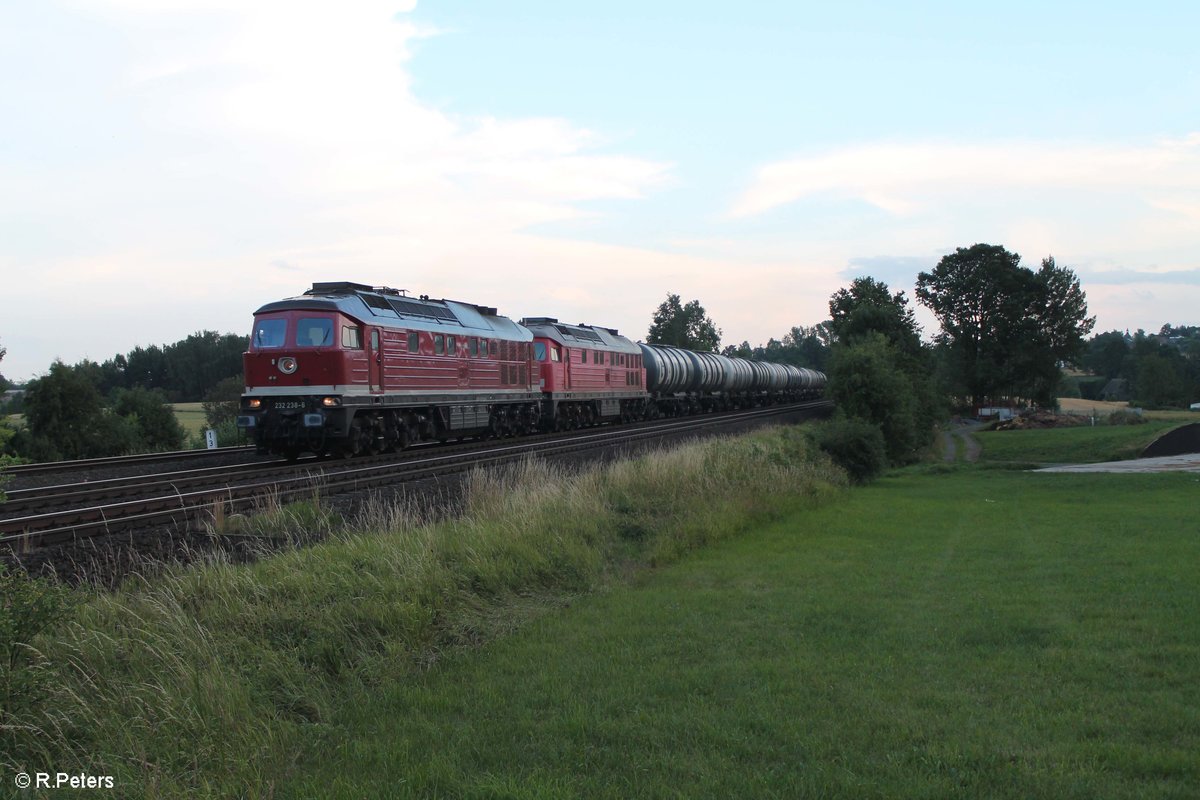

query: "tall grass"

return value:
[4, 425, 843, 796]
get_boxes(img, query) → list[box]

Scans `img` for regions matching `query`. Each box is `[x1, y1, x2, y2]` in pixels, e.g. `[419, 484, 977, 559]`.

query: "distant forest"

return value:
[1070, 324, 1200, 409]
[8, 331, 249, 403]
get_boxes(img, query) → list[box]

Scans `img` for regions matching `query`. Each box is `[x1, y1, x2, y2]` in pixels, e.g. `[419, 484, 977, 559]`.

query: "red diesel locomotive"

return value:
[238, 282, 543, 458]
[238, 282, 825, 458]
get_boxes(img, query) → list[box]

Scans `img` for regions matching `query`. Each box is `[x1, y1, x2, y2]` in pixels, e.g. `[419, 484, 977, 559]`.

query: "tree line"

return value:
[1075, 325, 1200, 409]
[1, 331, 247, 462]
[3, 251, 1193, 466]
[644, 243, 1140, 481]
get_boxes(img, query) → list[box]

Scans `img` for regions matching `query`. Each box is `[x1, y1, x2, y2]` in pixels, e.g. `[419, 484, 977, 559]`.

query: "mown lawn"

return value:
[282, 467, 1200, 799]
[976, 420, 1182, 465]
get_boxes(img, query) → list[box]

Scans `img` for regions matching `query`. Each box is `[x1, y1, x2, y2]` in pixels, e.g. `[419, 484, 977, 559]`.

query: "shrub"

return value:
[189, 419, 245, 450]
[0, 565, 74, 767]
[810, 418, 887, 484]
[1106, 409, 1146, 426]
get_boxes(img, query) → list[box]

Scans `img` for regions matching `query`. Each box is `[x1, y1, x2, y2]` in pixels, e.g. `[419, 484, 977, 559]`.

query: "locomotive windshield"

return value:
[534, 342, 547, 361]
[253, 319, 286, 349]
[296, 318, 334, 347]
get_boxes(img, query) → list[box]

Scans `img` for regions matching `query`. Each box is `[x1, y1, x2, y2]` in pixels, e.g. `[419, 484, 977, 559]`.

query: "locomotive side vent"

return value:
[555, 324, 603, 343]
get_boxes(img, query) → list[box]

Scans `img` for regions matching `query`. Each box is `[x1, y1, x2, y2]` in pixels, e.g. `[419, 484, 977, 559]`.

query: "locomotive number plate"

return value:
[274, 401, 304, 410]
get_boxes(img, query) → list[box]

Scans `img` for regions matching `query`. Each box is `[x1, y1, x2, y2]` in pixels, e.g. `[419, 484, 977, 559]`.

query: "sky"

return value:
[2, 0, 1198, 381]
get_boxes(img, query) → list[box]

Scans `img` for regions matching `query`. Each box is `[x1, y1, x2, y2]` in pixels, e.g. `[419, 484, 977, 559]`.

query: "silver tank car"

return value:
[687, 350, 726, 393]
[717, 354, 755, 392]
[639, 343, 694, 394]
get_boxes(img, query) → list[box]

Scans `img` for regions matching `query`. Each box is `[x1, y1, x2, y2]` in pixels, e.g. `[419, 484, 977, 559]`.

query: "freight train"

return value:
[236, 282, 826, 458]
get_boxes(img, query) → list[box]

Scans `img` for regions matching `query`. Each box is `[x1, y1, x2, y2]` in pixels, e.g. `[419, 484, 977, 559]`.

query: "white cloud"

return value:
[0, 2, 686, 379]
[730, 135, 1200, 218]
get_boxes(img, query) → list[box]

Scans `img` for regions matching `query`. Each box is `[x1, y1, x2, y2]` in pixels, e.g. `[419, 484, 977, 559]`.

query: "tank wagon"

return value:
[639, 344, 825, 416]
[238, 282, 827, 457]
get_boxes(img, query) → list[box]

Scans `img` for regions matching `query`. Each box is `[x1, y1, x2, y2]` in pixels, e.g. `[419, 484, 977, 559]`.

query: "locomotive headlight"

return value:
[322, 396, 341, 407]
[247, 398, 262, 409]
[278, 357, 298, 375]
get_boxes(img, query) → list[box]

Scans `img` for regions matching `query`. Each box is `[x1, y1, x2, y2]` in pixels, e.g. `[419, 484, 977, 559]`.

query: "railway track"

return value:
[1, 401, 830, 553]
[2, 445, 257, 477]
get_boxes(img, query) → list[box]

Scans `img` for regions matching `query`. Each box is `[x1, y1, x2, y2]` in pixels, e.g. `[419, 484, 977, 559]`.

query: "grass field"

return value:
[280, 466, 1199, 799]
[172, 401, 207, 438]
[8, 423, 1198, 797]
[975, 420, 1183, 465]
[1058, 397, 1197, 422]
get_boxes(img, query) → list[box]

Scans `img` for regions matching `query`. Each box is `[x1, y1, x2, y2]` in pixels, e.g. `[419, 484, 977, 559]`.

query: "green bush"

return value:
[0, 565, 74, 768]
[810, 418, 888, 484]
[189, 418, 245, 449]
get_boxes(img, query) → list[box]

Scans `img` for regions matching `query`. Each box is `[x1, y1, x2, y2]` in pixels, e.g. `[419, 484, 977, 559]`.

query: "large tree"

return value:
[828, 276, 923, 365]
[647, 294, 722, 351]
[916, 244, 1094, 406]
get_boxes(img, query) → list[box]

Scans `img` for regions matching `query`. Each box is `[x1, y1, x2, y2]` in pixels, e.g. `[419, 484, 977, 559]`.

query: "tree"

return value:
[827, 334, 923, 465]
[1134, 354, 1187, 408]
[718, 324, 831, 370]
[829, 277, 922, 360]
[647, 294, 722, 351]
[165, 331, 248, 400]
[1082, 331, 1130, 380]
[21, 362, 138, 460]
[916, 244, 1094, 406]
[0, 338, 8, 392]
[203, 376, 244, 429]
[111, 387, 185, 452]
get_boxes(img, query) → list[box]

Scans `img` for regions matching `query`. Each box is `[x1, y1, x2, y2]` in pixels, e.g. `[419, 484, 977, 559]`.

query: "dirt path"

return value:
[941, 430, 957, 462]
[943, 420, 983, 463]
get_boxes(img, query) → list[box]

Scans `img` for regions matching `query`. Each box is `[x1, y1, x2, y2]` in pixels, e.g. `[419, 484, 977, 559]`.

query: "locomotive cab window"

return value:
[550, 346, 561, 362]
[296, 318, 333, 347]
[252, 319, 286, 349]
[341, 326, 362, 349]
[534, 342, 547, 361]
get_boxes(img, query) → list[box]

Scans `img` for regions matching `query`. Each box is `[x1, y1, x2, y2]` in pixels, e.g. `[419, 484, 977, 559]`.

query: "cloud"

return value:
[1078, 268, 1200, 286]
[839, 254, 942, 287]
[0, 2, 681, 378]
[730, 135, 1200, 218]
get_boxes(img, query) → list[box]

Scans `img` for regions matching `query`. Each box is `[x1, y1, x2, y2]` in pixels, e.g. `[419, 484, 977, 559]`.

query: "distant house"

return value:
[1101, 379, 1129, 402]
